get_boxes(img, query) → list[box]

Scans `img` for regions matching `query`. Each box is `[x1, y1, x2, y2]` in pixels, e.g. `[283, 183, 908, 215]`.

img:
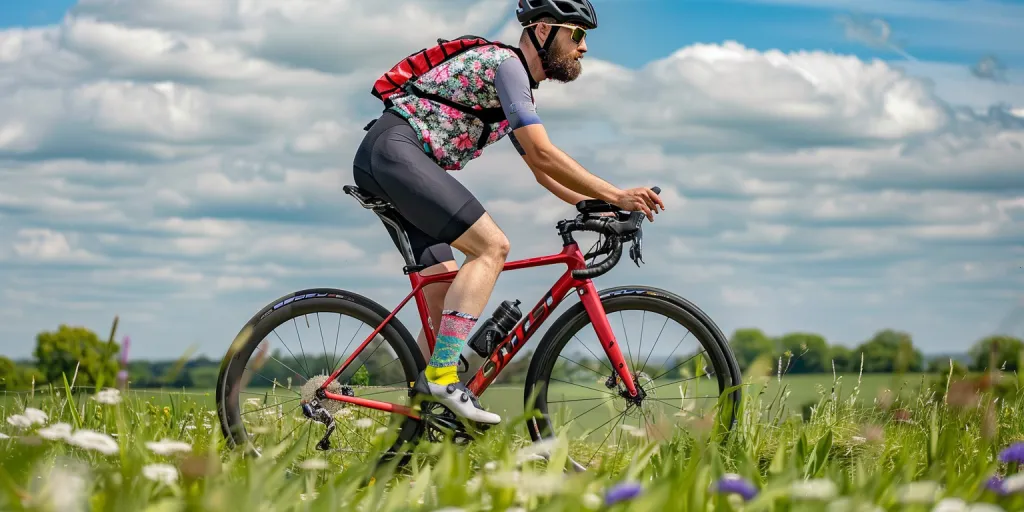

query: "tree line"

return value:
[1, 321, 1021, 391]
[729, 327, 1020, 375]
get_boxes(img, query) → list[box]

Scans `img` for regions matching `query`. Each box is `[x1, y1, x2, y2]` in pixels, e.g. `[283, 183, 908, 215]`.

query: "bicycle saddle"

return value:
[343, 185, 392, 210]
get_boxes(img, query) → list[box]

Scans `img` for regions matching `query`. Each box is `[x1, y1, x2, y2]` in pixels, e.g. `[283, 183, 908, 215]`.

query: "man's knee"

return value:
[453, 214, 510, 261]
[488, 234, 510, 261]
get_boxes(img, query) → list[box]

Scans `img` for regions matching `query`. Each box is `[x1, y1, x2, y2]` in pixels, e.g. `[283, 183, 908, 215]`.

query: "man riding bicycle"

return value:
[351, 0, 664, 425]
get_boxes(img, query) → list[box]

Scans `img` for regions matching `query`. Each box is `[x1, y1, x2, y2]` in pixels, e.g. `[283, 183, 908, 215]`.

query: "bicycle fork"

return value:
[577, 280, 640, 398]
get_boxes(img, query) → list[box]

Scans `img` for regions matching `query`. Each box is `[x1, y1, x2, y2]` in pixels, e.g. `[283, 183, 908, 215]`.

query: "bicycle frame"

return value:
[316, 242, 639, 421]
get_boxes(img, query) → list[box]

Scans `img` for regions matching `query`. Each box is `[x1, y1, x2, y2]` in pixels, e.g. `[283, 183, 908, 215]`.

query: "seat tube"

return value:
[577, 280, 638, 396]
[409, 273, 436, 353]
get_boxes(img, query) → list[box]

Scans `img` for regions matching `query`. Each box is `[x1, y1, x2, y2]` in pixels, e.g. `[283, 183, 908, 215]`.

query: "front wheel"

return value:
[523, 286, 742, 470]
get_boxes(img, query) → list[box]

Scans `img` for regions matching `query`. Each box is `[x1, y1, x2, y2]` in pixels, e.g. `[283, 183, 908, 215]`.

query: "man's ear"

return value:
[533, 22, 551, 43]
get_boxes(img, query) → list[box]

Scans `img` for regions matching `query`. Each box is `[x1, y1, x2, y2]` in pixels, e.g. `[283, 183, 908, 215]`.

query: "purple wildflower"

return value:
[605, 481, 642, 505]
[117, 336, 131, 389]
[985, 476, 1007, 496]
[998, 442, 1024, 464]
[713, 474, 759, 501]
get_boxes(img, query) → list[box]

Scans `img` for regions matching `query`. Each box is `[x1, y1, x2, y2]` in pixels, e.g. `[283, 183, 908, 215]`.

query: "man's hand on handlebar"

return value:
[612, 187, 665, 222]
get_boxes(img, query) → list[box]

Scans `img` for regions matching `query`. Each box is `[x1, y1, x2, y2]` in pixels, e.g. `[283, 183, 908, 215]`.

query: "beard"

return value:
[545, 37, 583, 82]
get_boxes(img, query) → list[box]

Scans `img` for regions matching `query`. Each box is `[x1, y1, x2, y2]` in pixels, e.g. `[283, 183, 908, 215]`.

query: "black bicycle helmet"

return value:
[516, 0, 598, 29]
[516, 0, 597, 74]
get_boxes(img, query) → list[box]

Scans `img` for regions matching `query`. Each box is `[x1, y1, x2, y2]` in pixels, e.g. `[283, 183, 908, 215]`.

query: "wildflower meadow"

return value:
[1, 361, 1023, 512]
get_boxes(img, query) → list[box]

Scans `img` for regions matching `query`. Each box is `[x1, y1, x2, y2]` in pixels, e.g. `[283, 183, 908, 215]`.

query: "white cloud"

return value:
[0, 0, 1021, 360]
[541, 41, 950, 152]
[12, 229, 100, 262]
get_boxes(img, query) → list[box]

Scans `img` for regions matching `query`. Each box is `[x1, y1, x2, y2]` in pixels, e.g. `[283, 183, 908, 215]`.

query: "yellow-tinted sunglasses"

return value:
[527, 22, 587, 44]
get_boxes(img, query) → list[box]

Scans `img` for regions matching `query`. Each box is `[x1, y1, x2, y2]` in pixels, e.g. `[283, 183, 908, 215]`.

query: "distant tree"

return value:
[728, 328, 776, 371]
[829, 345, 855, 373]
[928, 357, 969, 376]
[968, 335, 1023, 372]
[33, 324, 120, 387]
[0, 357, 43, 390]
[777, 333, 829, 373]
[854, 329, 924, 373]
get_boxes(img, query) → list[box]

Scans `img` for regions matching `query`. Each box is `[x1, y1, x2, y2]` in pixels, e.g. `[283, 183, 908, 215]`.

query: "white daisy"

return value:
[790, 479, 838, 501]
[298, 458, 330, 470]
[38, 423, 73, 441]
[896, 481, 942, 505]
[932, 498, 968, 512]
[145, 439, 193, 455]
[68, 430, 119, 455]
[142, 463, 179, 485]
[1001, 473, 1024, 493]
[24, 408, 48, 424]
[93, 388, 122, 405]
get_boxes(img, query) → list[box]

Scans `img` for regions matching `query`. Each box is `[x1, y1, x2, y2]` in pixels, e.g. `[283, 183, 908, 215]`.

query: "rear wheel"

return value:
[523, 286, 742, 471]
[216, 288, 425, 470]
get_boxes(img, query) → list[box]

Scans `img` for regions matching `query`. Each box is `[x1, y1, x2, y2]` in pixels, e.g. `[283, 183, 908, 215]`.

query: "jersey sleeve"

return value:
[495, 57, 542, 131]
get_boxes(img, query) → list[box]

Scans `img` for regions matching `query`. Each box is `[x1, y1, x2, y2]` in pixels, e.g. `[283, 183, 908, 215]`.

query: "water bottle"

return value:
[467, 299, 522, 358]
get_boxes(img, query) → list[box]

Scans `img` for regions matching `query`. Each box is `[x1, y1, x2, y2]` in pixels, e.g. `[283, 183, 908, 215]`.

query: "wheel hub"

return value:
[605, 371, 656, 411]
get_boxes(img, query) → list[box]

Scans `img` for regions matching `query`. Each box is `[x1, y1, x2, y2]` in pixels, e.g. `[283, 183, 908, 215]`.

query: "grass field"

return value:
[1, 370, 1022, 511]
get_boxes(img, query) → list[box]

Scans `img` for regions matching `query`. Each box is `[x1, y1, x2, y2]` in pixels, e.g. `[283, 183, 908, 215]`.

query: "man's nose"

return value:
[578, 39, 588, 53]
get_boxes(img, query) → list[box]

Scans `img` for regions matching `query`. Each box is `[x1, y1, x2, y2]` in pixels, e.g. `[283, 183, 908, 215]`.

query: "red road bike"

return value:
[216, 184, 742, 471]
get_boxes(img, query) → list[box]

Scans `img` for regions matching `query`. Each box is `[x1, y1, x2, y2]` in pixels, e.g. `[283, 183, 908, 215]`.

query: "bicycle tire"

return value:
[523, 285, 742, 454]
[216, 288, 426, 468]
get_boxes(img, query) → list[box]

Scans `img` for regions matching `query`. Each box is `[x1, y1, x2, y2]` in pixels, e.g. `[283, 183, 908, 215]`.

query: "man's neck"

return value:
[520, 45, 547, 84]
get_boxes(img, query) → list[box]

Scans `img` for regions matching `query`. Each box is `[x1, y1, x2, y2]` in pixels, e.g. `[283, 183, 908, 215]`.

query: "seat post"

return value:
[344, 184, 427, 275]
[373, 210, 426, 275]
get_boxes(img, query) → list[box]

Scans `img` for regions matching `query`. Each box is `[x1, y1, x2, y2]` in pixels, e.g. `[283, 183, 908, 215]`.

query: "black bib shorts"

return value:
[352, 110, 486, 268]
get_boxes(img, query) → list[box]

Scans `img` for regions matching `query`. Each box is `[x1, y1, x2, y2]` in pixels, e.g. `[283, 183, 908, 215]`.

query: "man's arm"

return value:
[534, 166, 590, 205]
[508, 131, 589, 204]
[494, 57, 664, 219]
[512, 124, 620, 204]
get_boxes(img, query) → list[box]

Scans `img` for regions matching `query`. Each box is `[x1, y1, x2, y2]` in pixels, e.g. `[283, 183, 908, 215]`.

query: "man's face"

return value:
[545, 24, 588, 83]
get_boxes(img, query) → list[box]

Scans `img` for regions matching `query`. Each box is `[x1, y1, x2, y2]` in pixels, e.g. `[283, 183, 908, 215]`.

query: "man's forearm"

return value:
[535, 169, 590, 205]
[531, 145, 619, 203]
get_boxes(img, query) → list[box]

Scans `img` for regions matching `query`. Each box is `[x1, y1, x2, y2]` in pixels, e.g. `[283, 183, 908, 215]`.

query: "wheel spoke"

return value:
[651, 349, 706, 382]
[619, 311, 636, 371]
[640, 316, 669, 375]
[271, 329, 312, 381]
[292, 316, 314, 378]
[549, 377, 617, 397]
[316, 312, 330, 375]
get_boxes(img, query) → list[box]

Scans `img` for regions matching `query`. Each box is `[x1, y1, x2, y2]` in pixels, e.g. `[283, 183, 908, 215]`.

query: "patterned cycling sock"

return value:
[426, 310, 478, 386]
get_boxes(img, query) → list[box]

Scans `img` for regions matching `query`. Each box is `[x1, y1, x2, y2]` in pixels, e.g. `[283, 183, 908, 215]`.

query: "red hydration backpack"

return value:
[366, 35, 536, 150]
[370, 34, 522, 107]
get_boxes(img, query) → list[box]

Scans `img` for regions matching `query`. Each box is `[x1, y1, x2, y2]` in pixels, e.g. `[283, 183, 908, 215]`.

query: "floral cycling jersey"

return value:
[384, 43, 541, 171]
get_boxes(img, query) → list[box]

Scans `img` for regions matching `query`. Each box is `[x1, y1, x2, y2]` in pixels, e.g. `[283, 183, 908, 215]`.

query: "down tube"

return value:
[578, 280, 639, 397]
[466, 272, 578, 396]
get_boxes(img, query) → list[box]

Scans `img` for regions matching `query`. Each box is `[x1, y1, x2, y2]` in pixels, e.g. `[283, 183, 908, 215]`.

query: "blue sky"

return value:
[0, 0, 1022, 361]
[0, 0, 75, 27]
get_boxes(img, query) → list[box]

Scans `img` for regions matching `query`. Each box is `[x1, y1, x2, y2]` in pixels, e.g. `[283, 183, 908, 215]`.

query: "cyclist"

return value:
[351, 0, 664, 425]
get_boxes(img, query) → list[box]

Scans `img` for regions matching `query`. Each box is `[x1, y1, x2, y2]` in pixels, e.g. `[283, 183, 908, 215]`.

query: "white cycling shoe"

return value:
[413, 372, 501, 425]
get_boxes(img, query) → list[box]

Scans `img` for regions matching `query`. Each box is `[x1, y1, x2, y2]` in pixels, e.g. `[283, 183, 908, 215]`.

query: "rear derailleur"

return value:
[301, 387, 354, 451]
